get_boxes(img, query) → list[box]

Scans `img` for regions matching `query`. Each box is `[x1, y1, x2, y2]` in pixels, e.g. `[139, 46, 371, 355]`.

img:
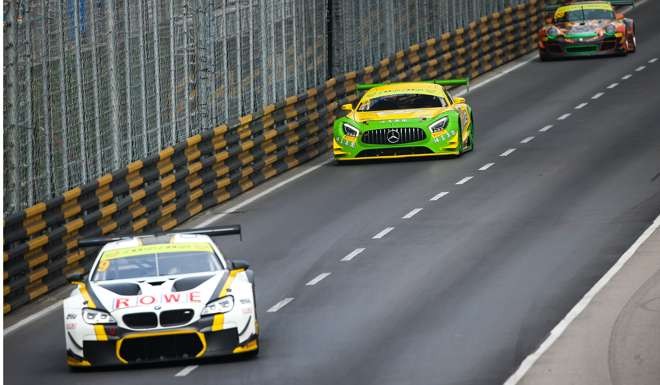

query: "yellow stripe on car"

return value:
[211, 269, 243, 331]
[77, 282, 109, 341]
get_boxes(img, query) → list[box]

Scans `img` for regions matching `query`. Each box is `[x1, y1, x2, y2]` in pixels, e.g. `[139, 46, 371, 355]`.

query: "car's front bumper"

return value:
[332, 133, 461, 161]
[539, 35, 625, 58]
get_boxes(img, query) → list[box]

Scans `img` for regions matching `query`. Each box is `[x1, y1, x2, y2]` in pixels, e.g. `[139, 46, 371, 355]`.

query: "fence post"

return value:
[73, 0, 88, 183]
[183, 0, 191, 138]
[105, 0, 120, 170]
[41, 0, 52, 198]
[89, 0, 103, 175]
[152, 0, 163, 150]
[169, 0, 177, 142]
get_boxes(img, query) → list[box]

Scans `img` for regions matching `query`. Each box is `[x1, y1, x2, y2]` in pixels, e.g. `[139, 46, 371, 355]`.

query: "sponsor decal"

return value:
[66, 313, 77, 320]
[113, 291, 202, 309]
[66, 322, 77, 330]
[100, 243, 213, 261]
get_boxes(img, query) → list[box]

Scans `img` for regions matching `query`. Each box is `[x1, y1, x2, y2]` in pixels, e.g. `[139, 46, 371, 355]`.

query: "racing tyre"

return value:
[628, 34, 636, 53]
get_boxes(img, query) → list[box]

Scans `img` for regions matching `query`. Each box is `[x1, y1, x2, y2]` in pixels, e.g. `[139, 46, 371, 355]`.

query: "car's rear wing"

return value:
[78, 225, 243, 247]
[356, 78, 470, 92]
[544, 0, 634, 12]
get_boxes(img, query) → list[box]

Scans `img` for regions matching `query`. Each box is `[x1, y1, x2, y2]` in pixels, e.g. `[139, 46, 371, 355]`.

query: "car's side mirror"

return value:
[615, 13, 624, 20]
[231, 259, 250, 271]
[341, 103, 353, 111]
[453, 97, 466, 104]
[66, 272, 84, 284]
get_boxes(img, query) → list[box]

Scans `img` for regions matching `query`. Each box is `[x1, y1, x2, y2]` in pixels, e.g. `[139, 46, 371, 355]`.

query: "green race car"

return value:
[333, 79, 474, 161]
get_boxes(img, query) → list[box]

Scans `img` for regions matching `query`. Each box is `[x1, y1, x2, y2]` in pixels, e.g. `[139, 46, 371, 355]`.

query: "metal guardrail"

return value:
[3, 0, 542, 313]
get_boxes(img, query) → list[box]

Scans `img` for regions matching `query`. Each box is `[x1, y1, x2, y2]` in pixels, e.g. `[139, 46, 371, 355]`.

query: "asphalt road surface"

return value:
[5, 2, 660, 384]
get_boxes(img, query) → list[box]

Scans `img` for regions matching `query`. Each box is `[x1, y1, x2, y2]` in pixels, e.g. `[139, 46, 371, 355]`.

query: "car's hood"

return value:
[349, 107, 451, 123]
[90, 271, 225, 316]
[555, 20, 612, 38]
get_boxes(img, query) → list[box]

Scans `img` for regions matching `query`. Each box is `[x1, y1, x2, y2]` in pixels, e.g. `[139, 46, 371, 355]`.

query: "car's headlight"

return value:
[342, 123, 359, 137]
[547, 26, 560, 38]
[82, 308, 116, 325]
[605, 24, 616, 35]
[201, 295, 234, 316]
[429, 116, 449, 133]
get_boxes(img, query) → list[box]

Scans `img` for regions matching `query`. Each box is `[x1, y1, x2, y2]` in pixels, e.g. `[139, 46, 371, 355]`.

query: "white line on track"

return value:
[430, 192, 449, 201]
[453, 54, 538, 97]
[175, 365, 199, 377]
[402, 208, 423, 219]
[196, 159, 332, 227]
[373, 227, 394, 239]
[306, 273, 331, 286]
[574, 102, 588, 110]
[341, 248, 365, 262]
[621, 74, 632, 80]
[557, 113, 571, 120]
[592, 92, 605, 100]
[520, 136, 535, 144]
[504, 214, 660, 385]
[479, 162, 495, 171]
[635, 65, 646, 72]
[4, 301, 62, 336]
[539, 124, 553, 133]
[267, 297, 294, 313]
[650, 58, 658, 63]
[500, 148, 516, 157]
[455, 176, 473, 185]
[607, 82, 619, 89]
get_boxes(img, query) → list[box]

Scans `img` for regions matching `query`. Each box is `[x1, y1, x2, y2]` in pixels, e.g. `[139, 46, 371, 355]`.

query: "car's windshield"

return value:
[555, 8, 614, 22]
[358, 93, 447, 111]
[92, 244, 222, 281]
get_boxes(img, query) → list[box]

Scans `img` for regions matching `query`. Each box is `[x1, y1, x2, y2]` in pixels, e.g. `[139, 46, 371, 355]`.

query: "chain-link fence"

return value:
[4, 0, 529, 214]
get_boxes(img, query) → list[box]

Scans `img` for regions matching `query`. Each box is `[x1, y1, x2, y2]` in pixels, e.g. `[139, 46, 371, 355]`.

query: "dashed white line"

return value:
[479, 162, 495, 171]
[500, 148, 516, 157]
[592, 92, 605, 100]
[574, 102, 588, 110]
[430, 192, 449, 201]
[520, 136, 535, 144]
[557, 113, 571, 120]
[373, 227, 394, 239]
[341, 248, 365, 262]
[402, 208, 423, 219]
[267, 297, 294, 313]
[175, 365, 199, 377]
[455, 176, 473, 185]
[650, 58, 658, 63]
[306, 273, 331, 286]
[621, 74, 632, 80]
[607, 82, 619, 89]
[635, 65, 646, 72]
[539, 124, 553, 132]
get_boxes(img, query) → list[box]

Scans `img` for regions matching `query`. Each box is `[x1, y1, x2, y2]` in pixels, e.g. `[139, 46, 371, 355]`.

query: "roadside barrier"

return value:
[2, 0, 541, 313]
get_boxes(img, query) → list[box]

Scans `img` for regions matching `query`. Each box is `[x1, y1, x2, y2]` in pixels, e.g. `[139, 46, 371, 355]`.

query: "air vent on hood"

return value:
[99, 282, 141, 296]
[173, 274, 213, 292]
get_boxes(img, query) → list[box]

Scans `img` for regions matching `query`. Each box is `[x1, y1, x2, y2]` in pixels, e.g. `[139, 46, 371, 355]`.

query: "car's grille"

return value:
[361, 127, 426, 145]
[118, 333, 204, 363]
[566, 45, 598, 53]
[601, 40, 616, 50]
[160, 309, 195, 327]
[357, 146, 434, 157]
[123, 312, 158, 329]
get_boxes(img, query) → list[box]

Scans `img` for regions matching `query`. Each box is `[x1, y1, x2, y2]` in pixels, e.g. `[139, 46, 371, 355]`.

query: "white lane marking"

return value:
[341, 248, 365, 262]
[453, 54, 538, 97]
[574, 102, 588, 110]
[557, 113, 571, 120]
[402, 208, 423, 219]
[373, 227, 394, 239]
[175, 365, 199, 377]
[621, 74, 632, 80]
[592, 92, 605, 100]
[479, 162, 495, 171]
[196, 159, 332, 227]
[607, 82, 619, 89]
[430, 191, 449, 201]
[539, 124, 553, 133]
[635, 65, 646, 72]
[520, 136, 535, 144]
[500, 148, 516, 157]
[4, 301, 62, 337]
[650, 58, 658, 63]
[306, 273, 331, 286]
[455, 176, 473, 185]
[267, 297, 294, 313]
[504, 214, 660, 385]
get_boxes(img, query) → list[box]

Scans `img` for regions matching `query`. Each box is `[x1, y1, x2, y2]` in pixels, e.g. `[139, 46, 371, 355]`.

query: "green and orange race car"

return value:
[332, 80, 474, 162]
[539, 1, 636, 60]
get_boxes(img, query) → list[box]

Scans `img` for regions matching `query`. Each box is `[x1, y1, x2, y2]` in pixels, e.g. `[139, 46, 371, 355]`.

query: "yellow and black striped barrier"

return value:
[2, 0, 542, 314]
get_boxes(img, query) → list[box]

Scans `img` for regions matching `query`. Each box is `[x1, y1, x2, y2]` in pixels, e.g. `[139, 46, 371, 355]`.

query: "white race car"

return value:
[63, 226, 259, 368]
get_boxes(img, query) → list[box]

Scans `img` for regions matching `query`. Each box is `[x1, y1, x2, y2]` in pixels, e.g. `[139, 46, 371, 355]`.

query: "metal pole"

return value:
[57, 0, 69, 188]
[122, 0, 133, 161]
[259, 0, 268, 105]
[137, 0, 148, 155]
[292, 0, 298, 93]
[7, 1, 19, 210]
[281, 0, 286, 95]
[73, 0, 89, 182]
[152, 0, 162, 150]
[300, 0, 308, 90]
[169, 0, 177, 142]
[222, 0, 229, 120]
[183, 0, 191, 137]
[41, 0, 52, 197]
[311, 0, 318, 84]
[236, 2, 243, 114]
[89, 0, 103, 175]
[248, 0, 255, 111]
[208, 0, 217, 125]
[25, 5, 34, 205]
[270, 1, 276, 98]
[105, 0, 120, 170]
